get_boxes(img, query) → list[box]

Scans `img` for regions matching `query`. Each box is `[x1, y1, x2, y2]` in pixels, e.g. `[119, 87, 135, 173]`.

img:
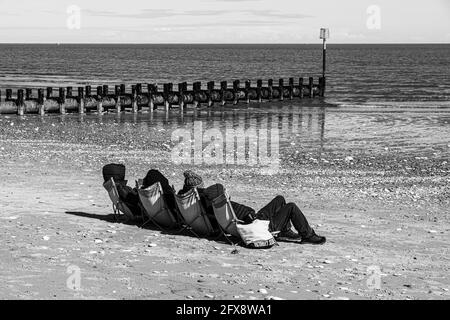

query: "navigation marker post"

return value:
[319, 28, 330, 97]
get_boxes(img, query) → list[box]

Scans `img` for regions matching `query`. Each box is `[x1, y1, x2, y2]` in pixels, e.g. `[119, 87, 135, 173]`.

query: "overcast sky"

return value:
[0, 0, 449, 43]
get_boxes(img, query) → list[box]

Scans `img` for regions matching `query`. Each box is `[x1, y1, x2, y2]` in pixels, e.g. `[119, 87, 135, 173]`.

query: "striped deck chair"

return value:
[174, 188, 216, 238]
[103, 177, 135, 222]
[211, 189, 243, 239]
[137, 180, 178, 230]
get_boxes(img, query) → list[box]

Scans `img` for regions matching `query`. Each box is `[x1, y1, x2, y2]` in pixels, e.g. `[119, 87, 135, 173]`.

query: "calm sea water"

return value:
[0, 44, 449, 108]
[1, 44, 449, 170]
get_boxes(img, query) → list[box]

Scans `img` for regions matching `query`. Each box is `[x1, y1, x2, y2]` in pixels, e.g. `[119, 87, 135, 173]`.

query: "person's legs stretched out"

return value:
[257, 197, 326, 245]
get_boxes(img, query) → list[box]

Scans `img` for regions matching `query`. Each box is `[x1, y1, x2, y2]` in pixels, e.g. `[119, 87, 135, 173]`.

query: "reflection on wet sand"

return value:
[51, 106, 327, 147]
[47, 105, 450, 164]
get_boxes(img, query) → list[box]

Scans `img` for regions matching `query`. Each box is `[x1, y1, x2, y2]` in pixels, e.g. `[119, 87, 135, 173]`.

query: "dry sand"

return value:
[0, 111, 449, 300]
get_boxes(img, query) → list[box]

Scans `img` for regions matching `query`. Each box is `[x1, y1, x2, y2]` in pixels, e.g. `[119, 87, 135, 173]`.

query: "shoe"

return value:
[301, 230, 326, 245]
[277, 229, 302, 240]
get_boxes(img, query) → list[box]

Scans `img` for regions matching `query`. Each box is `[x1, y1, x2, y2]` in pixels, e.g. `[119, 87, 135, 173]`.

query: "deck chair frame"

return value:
[174, 188, 216, 238]
[136, 180, 179, 231]
[103, 177, 136, 222]
[211, 190, 244, 246]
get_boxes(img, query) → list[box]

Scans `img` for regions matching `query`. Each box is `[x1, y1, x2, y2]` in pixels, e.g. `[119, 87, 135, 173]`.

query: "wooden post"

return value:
[299, 77, 304, 99]
[136, 83, 143, 111]
[17, 89, 25, 116]
[148, 84, 155, 112]
[136, 83, 142, 95]
[25, 88, 32, 100]
[178, 82, 185, 111]
[320, 28, 329, 79]
[131, 85, 138, 113]
[38, 89, 45, 116]
[245, 80, 251, 104]
[268, 79, 273, 101]
[6, 89, 12, 101]
[279, 79, 284, 101]
[193, 82, 201, 108]
[103, 85, 109, 96]
[289, 78, 294, 100]
[162, 83, 169, 112]
[96, 86, 103, 114]
[78, 87, 85, 114]
[319, 77, 326, 97]
[85, 85, 91, 97]
[59, 87, 66, 114]
[115, 85, 121, 113]
[257, 80, 262, 103]
[168, 83, 174, 109]
[67, 87, 73, 97]
[233, 80, 240, 105]
[207, 81, 214, 107]
[46, 87, 53, 99]
[309, 77, 314, 98]
[120, 84, 126, 95]
[220, 81, 227, 106]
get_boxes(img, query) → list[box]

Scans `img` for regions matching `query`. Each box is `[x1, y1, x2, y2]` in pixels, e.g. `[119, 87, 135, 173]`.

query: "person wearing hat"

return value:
[179, 170, 326, 245]
[178, 170, 205, 194]
[179, 170, 275, 230]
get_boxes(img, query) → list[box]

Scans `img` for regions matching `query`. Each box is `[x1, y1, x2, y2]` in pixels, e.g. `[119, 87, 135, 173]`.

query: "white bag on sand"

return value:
[236, 219, 277, 249]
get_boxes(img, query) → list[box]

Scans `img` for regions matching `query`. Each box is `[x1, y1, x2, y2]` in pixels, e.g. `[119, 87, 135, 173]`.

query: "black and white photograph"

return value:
[0, 0, 449, 307]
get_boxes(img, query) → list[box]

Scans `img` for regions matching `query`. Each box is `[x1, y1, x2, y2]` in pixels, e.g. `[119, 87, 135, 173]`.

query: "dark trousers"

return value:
[256, 196, 313, 238]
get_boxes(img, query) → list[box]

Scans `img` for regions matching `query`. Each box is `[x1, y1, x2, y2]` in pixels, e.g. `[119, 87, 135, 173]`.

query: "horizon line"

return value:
[0, 42, 449, 45]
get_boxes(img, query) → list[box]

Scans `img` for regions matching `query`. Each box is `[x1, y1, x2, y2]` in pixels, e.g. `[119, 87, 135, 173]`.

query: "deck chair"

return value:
[174, 188, 216, 238]
[211, 189, 280, 246]
[211, 189, 244, 240]
[103, 177, 136, 222]
[137, 180, 178, 230]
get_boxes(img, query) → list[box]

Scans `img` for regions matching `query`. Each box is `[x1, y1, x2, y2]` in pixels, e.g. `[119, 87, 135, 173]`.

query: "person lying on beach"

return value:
[178, 170, 326, 245]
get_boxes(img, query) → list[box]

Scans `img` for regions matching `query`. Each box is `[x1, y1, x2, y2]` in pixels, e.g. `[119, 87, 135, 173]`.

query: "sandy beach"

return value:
[0, 106, 449, 300]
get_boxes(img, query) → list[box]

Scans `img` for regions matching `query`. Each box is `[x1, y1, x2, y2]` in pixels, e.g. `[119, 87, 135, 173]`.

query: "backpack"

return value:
[236, 219, 277, 249]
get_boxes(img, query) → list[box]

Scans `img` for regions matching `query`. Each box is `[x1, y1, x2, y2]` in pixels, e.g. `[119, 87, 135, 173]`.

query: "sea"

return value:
[0, 44, 449, 167]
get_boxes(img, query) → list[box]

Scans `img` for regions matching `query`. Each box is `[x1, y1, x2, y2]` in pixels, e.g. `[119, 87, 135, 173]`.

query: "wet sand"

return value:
[0, 105, 449, 300]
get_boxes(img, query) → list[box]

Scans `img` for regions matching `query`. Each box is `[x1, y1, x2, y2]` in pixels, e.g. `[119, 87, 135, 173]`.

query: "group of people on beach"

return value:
[102, 164, 326, 245]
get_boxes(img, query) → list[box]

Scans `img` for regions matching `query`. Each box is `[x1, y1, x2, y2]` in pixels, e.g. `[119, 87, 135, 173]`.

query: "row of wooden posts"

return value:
[0, 77, 326, 115]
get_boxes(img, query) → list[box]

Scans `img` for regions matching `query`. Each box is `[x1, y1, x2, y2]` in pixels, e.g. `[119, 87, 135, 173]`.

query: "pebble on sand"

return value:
[265, 296, 284, 300]
[43, 236, 50, 241]
[258, 289, 268, 295]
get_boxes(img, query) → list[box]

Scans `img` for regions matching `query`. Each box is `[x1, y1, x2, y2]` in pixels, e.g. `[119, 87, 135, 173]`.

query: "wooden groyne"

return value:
[0, 77, 326, 115]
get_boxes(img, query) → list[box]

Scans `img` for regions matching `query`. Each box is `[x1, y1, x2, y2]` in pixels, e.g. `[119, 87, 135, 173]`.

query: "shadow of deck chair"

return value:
[174, 188, 216, 238]
[211, 189, 281, 246]
[103, 177, 136, 222]
[137, 180, 179, 231]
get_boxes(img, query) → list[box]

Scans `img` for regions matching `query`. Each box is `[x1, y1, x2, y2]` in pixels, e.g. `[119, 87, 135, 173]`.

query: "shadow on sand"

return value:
[64, 211, 239, 248]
